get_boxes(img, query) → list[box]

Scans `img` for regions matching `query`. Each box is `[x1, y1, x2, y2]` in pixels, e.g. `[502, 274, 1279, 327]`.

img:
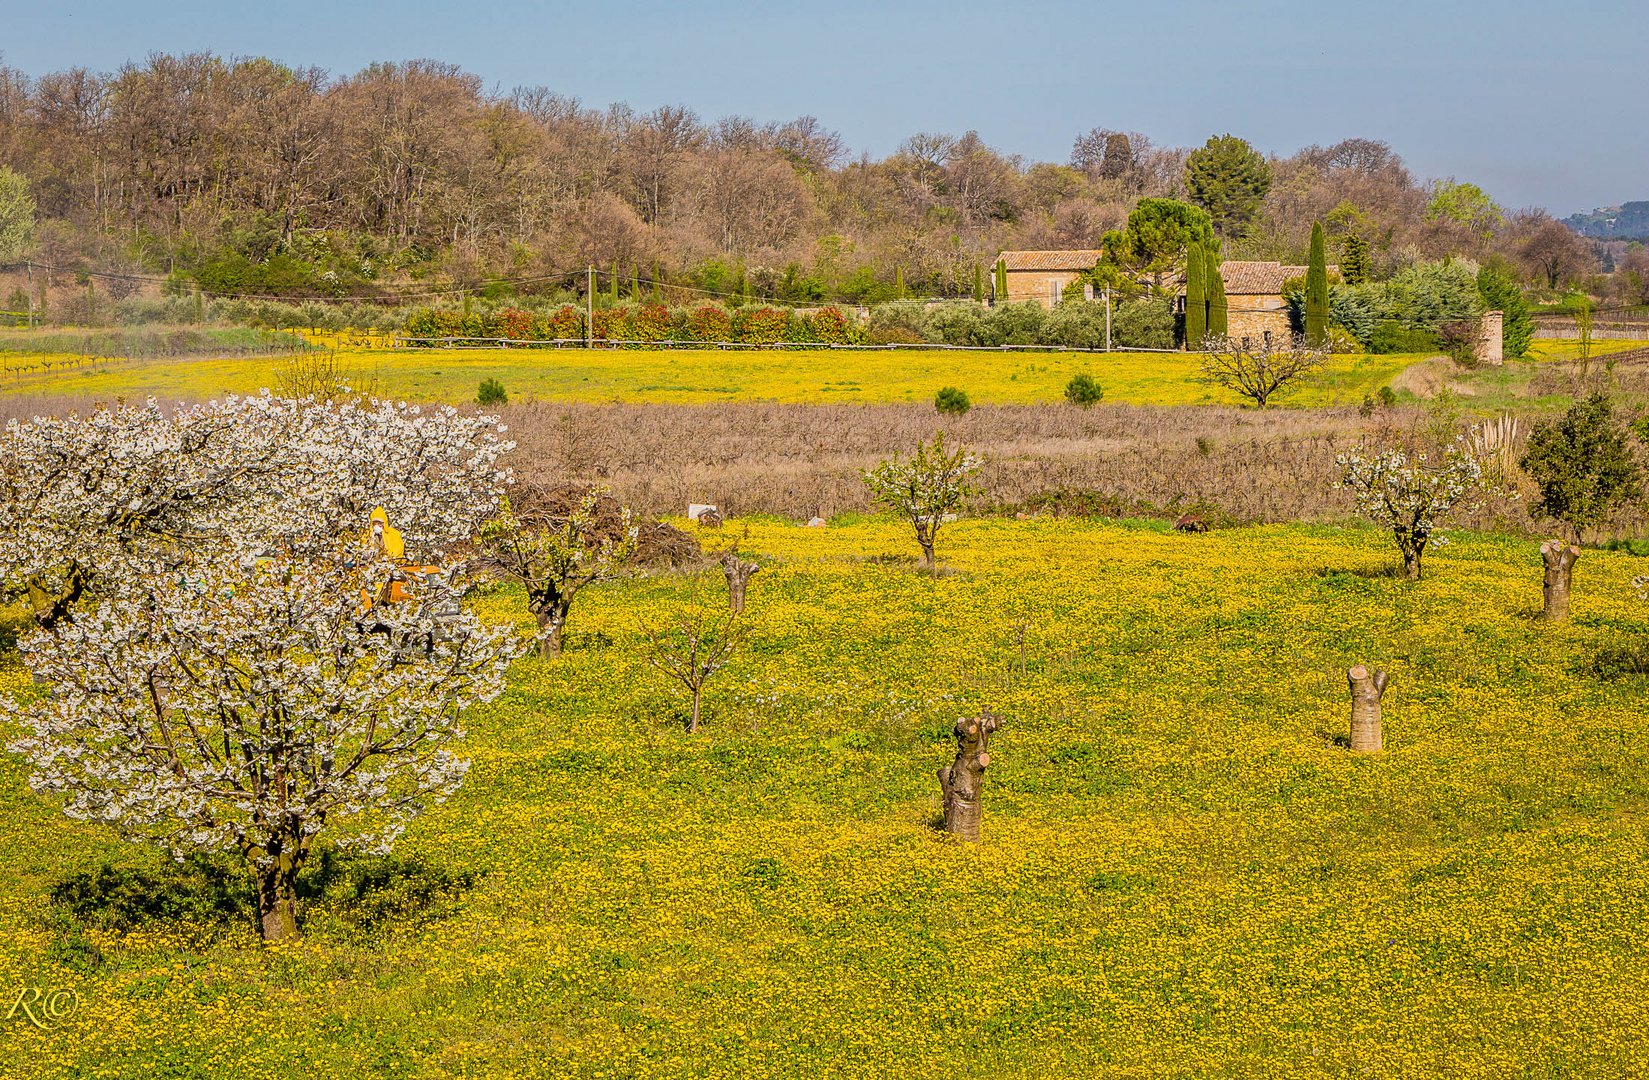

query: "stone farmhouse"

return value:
[1212, 260, 1321, 343]
[993, 250, 1103, 309]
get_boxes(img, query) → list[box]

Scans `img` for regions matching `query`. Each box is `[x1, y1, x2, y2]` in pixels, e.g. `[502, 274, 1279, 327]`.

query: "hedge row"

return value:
[402, 304, 862, 346]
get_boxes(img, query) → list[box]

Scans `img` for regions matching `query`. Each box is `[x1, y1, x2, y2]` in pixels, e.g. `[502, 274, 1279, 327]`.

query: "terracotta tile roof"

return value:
[997, 250, 1105, 272]
[1219, 260, 1339, 295]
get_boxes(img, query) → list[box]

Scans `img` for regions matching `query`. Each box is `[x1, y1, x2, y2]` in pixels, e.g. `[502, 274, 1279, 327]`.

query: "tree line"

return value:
[1, 52, 1643, 312]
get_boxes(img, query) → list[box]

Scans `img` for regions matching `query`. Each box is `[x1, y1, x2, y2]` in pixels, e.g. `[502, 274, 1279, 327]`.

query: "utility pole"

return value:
[585, 266, 593, 349]
[1104, 285, 1112, 352]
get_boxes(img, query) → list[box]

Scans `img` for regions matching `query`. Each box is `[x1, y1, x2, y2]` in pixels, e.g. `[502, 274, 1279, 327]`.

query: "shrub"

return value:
[1040, 303, 1108, 350]
[544, 304, 584, 340]
[1065, 373, 1104, 407]
[808, 306, 855, 345]
[734, 306, 791, 345]
[493, 307, 537, 341]
[477, 378, 508, 406]
[1520, 392, 1642, 541]
[1370, 320, 1442, 355]
[934, 386, 971, 415]
[630, 304, 672, 342]
[991, 302, 1048, 346]
[924, 304, 1000, 347]
[1111, 299, 1175, 350]
[684, 304, 733, 343]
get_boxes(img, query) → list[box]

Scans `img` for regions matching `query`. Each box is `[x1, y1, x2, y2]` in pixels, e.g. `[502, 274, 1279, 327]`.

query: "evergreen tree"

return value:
[1305, 223, 1329, 345]
[895, 265, 906, 299]
[632, 265, 642, 298]
[1206, 247, 1228, 337]
[609, 262, 620, 302]
[994, 260, 1008, 303]
[1183, 134, 1273, 239]
[1185, 240, 1207, 347]
[652, 263, 664, 303]
[1477, 263, 1533, 359]
[1341, 233, 1371, 285]
[973, 264, 984, 302]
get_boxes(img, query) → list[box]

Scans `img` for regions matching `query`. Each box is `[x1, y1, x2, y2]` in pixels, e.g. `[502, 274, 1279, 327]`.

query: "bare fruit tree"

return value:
[479, 488, 637, 656]
[4, 552, 522, 941]
[1199, 334, 1329, 409]
[644, 600, 746, 734]
[862, 432, 982, 568]
[1335, 441, 1486, 580]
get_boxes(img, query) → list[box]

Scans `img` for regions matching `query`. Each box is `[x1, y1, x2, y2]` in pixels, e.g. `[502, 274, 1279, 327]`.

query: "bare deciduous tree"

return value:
[1199, 334, 1329, 408]
[644, 599, 745, 734]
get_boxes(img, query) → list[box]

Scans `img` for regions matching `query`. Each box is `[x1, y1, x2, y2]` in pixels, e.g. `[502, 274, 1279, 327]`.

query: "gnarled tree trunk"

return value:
[938, 711, 1002, 841]
[246, 834, 306, 941]
[1539, 541, 1580, 622]
[721, 551, 759, 613]
[1347, 665, 1389, 753]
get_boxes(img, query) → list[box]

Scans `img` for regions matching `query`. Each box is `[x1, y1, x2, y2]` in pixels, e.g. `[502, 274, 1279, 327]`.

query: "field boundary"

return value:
[391, 335, 1189, 355]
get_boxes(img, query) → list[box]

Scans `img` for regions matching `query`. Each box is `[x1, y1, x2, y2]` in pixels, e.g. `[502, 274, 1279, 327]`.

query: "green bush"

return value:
[1370, 320, 1442, 354]
[476, 378, 508, 406]
[934, 386, 971, 415]
[1111, 299, 1175, 350]
[1064, 373, 1104, 407]
[1041, 303, 1108, 349]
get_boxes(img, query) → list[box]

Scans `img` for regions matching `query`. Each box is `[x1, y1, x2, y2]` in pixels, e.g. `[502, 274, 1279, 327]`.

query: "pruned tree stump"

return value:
[938, 710, 1002, 841]
[697, 508, 724, 529]
[1173, 514, 1208, 533]
[1539, 540, 1580, 622]
[721, 550, 759, 613]
[1347, 665, 1388, 753]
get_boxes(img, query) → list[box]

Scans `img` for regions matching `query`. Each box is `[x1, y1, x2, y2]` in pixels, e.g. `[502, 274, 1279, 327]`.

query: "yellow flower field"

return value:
[0, 344, 1415, 408]
[3, 516, 1648, 1076]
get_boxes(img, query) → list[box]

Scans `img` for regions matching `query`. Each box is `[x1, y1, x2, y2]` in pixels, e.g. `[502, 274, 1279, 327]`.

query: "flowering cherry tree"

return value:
[863, 432, 982, 568]
[0, 394, 511, 625]
[4, 551, 523, 941]
[1336, 442, 1486, 579]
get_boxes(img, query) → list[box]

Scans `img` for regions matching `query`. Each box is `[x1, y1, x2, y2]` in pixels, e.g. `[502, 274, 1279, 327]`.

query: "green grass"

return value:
[4, 516, 1649, 1076]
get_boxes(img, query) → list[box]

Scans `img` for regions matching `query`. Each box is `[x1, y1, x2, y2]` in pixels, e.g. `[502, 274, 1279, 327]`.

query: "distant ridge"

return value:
[1564, 201, 1649, 240]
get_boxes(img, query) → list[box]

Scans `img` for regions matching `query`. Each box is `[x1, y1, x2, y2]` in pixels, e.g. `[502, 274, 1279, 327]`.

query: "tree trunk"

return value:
[689, 686, 701, 734]
[919, 539, 935, 569]
[535, 603, 569, 656]
[252, 846, 302, 942]
[1347, 665, 1389, 753]
[1539, 541, 1580, 621]
[721, 552, 759, 613]
[1402, 542, 1423, 581]
[938, 711, 1002, 841]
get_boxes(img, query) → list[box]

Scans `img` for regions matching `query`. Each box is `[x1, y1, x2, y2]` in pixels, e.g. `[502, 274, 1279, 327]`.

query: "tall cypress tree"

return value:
[1185, 240, 1207, 347]
[994, 260, 1008, 303]
[972, 263, 984, 302]
[610, 262, 620, 302]
[895, 264, 906, 299]
[1305, 222, 1329, 345]
[631, 265, 642, 299]
[1206, 247, 1228, 337]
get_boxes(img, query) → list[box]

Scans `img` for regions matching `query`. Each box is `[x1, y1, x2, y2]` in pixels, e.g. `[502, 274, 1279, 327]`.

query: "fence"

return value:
[391, 336, 1188, 354]
[1532, 316, 1649, 340]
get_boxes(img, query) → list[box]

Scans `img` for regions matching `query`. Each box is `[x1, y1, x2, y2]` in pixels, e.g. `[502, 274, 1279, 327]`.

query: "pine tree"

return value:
[1185, 240, 1207, 347]
[1305, 222, 1329, 345]
[1206, 247, 1228, 337]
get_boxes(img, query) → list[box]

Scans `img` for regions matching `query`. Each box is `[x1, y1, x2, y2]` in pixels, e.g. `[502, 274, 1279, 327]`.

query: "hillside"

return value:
[1564, 201, 1649, 240]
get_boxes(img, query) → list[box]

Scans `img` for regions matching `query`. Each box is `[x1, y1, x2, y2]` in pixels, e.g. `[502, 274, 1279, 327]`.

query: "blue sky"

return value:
[5, 0, 1644, 214]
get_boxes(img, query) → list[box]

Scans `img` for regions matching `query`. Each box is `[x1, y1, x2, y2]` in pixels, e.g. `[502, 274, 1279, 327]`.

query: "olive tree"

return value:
[4, 552, 522, 941]
[862, 432, 982, 568]
[1336, 442, 1486, 580]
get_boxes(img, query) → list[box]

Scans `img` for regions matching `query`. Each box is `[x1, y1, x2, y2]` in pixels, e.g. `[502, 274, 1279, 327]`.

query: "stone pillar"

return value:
[1476, 310, 1504, 366]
